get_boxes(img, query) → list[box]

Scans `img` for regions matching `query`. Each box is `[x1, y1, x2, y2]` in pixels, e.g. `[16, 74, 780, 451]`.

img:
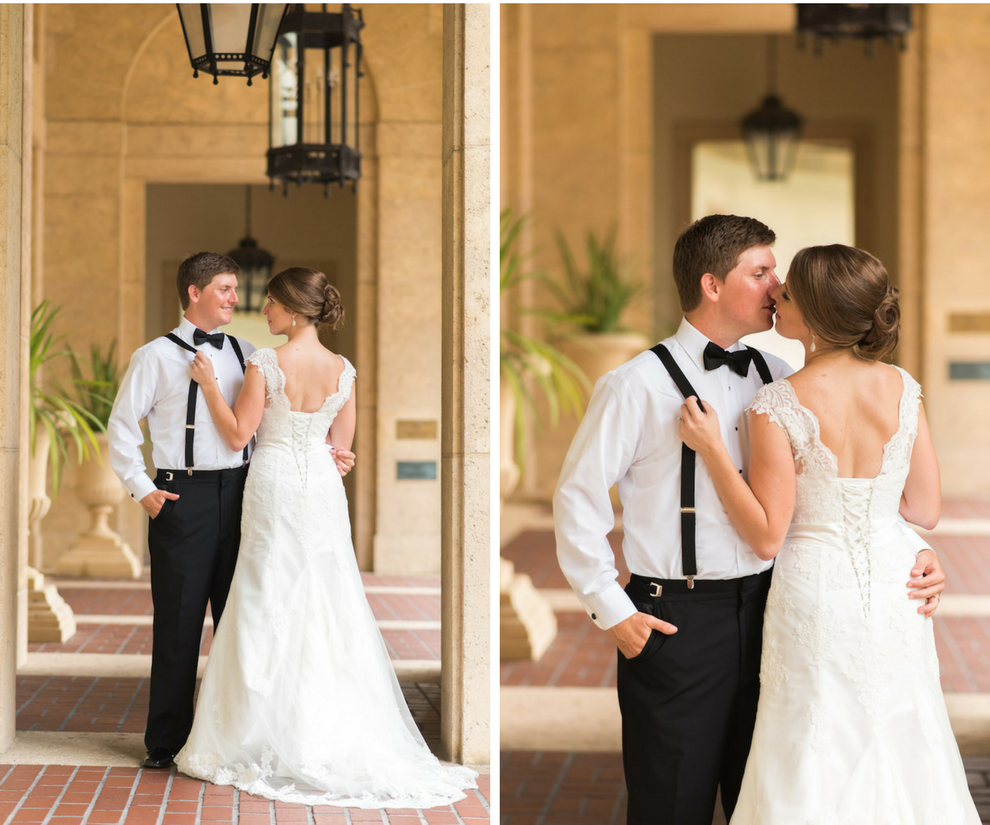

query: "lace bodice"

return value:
[747, 366, 921, 527]
[247, 348, 355, 453]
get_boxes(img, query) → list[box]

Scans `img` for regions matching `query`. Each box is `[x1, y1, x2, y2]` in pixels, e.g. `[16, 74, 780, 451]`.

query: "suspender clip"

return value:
[187, 468, 193, 476]
[680, 507, 696, 514]
[686, 576, 695, 590]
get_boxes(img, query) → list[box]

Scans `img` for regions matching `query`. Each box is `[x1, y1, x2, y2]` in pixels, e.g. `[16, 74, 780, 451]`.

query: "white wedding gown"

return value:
[175, 349, 477, 808]
[729, 368, 979, 825]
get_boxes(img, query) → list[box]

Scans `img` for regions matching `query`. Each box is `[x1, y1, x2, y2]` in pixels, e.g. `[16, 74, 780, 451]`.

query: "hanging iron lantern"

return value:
[227, 186, 275, 313]
[741, 37, 803, 182]
[176, 4, 288, 85]
[267, 4, 364, 195]
[796, 4, 912, 55]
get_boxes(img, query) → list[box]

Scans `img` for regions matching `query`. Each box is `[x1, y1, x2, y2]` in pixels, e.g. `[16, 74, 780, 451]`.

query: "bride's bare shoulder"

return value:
[787, 358, 901, 398]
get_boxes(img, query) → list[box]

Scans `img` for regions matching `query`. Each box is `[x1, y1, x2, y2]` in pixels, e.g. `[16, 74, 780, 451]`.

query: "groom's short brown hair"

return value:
[177, 252, 241, 310]
[673, 215, 776, 311]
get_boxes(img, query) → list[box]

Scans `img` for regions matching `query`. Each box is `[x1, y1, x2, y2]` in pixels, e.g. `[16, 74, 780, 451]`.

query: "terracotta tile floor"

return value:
[8, 571, 488, 824]
[0, 764, 490, 825]
[501, 751, 990, 825]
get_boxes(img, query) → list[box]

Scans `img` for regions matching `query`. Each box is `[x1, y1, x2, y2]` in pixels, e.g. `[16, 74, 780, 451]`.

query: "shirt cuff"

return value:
[580, 582, 637, 630]
[125, 474, 156, 503]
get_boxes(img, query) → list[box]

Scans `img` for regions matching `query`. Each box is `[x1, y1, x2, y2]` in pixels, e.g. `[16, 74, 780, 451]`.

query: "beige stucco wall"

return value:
[920, 5, 990, 496]
[36, 3, 452, 573]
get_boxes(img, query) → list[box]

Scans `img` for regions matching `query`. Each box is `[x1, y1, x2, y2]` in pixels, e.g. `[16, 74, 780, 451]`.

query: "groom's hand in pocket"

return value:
[608, 611, 678, 659]
[141, 489, 180, 519]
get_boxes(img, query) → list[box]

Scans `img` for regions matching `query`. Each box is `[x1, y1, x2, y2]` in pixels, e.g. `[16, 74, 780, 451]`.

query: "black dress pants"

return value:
[145, 466, 247, 754]
[616, 570, 771, 825]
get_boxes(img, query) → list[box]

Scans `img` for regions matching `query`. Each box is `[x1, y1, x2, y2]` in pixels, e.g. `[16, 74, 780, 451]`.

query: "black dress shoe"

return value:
[143, 747, 174, 769]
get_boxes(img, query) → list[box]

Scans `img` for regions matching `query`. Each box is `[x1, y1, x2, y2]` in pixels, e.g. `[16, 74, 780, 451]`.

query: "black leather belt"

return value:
[156, 467, 245, 482]
[627, 570, 771, 599]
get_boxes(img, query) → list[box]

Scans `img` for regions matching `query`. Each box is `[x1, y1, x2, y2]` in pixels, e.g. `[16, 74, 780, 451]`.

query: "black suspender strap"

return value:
[650, 342, 774, 588]
[650, 344, 703, 588]
[164, 332, 249, 471]
[747, 346, 773, 384]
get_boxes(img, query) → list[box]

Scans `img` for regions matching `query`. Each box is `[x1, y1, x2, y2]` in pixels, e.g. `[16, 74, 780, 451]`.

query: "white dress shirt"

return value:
[108, 317, 257, 502]
[553, 318, 794, 631]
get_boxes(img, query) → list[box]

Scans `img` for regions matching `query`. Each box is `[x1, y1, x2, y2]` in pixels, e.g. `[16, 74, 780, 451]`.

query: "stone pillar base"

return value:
[55, 533, 141, 579]
[26, 567, 76, 643]
[500, 557, 557, 660]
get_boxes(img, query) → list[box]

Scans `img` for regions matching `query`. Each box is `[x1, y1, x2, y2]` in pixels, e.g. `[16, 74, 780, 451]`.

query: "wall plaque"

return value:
[397, 461, 437, 480]
[396, 420, 438, 440]
[949, 362, 990, 380]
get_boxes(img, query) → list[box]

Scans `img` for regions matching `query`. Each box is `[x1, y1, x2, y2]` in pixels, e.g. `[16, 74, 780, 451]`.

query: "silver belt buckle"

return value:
[649, 582, 663, 597]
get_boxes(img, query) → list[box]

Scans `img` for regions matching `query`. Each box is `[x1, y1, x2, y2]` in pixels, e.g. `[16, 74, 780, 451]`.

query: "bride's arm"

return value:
[327, 385, 356, 453]
[189, 353, 265, 451]
[679, 397, 796, 560]
[899, 400, 941, 530]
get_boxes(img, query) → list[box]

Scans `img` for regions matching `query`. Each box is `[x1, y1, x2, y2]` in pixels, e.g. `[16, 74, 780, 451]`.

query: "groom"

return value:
[108, 252, 354, 769]
[553, 215, 945, 825]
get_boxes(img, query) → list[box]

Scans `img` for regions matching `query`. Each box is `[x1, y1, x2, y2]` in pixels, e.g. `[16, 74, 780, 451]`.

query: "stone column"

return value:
[440, 4, 490, 765]
[0, 3, 29, 752]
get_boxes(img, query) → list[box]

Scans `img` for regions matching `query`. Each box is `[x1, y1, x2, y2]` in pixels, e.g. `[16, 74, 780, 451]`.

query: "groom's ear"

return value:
[187, 284, 200, 306]
[699, 272, 721, 303]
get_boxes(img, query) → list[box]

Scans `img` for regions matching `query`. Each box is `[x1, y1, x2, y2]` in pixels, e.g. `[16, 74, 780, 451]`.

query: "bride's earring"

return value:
[810, 332, 817, 353]
[292, 314, 297, 327]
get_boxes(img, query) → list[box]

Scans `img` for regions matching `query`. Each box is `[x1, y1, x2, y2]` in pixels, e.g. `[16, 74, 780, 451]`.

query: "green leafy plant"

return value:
[546, 228, 643, 334]
[500, 209, 589, 469]
[30, 301, 104, 492]
[69, 340, 120, 430]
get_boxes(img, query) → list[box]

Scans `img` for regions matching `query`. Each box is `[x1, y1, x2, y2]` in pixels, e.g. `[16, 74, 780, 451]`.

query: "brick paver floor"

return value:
[7, 571, 487, 824]
[0, 764, 490, 825]
[501, 751, 990, 825]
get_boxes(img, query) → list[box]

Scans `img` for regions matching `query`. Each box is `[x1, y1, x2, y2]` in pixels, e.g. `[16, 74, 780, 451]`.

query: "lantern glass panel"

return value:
[209, 5, 252, 71]
[177, 4, 206, 57]
[271, 34, 299, 149]
[252, 6, 286, 62]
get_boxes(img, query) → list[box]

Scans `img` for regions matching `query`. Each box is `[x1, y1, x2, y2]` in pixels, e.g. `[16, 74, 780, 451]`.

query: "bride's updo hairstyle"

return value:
[786, 244, 900, 361]
[267, 267, 344, 331]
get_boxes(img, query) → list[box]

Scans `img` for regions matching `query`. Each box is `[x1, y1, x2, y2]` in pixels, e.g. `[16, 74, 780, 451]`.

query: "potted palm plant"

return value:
[544, 228, 650, 385]
[499, 208, 588, 495]
[55, 340, 141, 578]
[27, 300, 102, 641]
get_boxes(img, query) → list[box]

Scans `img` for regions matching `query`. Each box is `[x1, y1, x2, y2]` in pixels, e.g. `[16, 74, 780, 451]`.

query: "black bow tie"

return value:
[193, 329, 225, 349]
[703, 342, 754, 377]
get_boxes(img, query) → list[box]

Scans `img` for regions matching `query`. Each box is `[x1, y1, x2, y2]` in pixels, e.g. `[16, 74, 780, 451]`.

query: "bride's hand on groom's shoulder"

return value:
[189, 351, 217, 388]
[678, 397, 722, 457]
[608, 611, 678, 659]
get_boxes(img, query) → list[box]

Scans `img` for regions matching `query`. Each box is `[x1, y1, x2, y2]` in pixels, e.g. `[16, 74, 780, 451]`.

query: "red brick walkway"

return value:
[0, 764, 490, 825]
[6, 571, 488, 824]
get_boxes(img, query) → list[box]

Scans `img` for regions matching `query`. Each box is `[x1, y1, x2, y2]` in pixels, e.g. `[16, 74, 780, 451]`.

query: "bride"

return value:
[678, 245, 979, 824]
[174, 267, 478, 808]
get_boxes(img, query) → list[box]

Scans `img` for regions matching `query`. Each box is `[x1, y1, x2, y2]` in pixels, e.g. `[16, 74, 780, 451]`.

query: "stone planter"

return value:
[55, 432, 141, 578]
[26, 427, 76, 643]
[558, 330, 652, 386]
